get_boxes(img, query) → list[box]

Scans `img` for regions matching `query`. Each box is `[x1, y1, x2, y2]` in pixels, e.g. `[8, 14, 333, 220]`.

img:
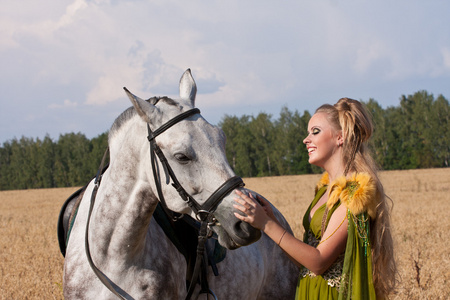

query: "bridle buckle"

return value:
[195, 210, 212, 222]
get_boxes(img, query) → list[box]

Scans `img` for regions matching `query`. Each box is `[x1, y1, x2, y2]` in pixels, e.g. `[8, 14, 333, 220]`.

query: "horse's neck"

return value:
[91, 126, 159, 260]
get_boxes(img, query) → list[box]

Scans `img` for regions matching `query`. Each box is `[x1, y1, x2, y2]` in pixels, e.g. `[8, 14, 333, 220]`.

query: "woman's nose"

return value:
[303, 134, 309, 145]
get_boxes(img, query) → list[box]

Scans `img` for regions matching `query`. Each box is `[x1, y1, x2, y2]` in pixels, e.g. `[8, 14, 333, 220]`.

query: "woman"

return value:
[234, 98, 397, 299]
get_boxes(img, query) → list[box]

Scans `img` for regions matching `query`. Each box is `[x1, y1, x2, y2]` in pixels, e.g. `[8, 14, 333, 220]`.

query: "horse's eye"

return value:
[174, 153, 191, 164]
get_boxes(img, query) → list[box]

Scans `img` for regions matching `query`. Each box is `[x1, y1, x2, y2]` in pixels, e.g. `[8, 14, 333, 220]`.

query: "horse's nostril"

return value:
[233, 220, 262, 245]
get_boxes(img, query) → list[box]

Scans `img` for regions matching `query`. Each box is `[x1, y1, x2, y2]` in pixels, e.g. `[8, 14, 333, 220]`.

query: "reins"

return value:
[84, 105, 244, 300]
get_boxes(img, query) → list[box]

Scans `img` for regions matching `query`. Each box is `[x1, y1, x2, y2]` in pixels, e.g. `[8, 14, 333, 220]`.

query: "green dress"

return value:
[295, 173, 377, 300]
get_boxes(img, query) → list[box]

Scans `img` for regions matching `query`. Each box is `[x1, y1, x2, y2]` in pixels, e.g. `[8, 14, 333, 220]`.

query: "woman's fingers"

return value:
[236, 190, 259, 206]
[233, 211, 247, 221]
[234, 196, 252, 211]
[233, 190, 270, 230]
[233, 190, 258, 217]
[234, 201, 253, 216]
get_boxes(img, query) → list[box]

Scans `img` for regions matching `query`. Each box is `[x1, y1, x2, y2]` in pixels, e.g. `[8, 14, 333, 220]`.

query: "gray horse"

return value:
[63, 69, 298, 299]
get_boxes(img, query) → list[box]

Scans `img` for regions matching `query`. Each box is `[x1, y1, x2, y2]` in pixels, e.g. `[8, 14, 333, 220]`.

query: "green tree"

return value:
[54, 133, 92, 187]
[398, 91, 435, 168]
[220, 115, 240, 171]
[365, 99, 387, 168]
[220, 115, 255, 177]
[430, 95, 449, 167]
[6, 137, 40, 189]
[0, 141, 13, 190]
[89, 132, 109, 172]
[384, 106, 406, 170]
[249, 113, 274, 177]
[272, 107, 295, 175]
[37, 135, 56, 188]
[273, 107, 313, 175]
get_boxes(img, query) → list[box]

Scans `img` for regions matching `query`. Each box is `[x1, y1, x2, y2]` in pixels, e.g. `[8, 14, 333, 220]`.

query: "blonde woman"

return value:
[234, 98, 397, 299]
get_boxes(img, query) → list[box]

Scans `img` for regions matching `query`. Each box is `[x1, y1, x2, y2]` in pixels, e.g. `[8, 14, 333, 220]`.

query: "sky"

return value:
[1, 0, 450, 143]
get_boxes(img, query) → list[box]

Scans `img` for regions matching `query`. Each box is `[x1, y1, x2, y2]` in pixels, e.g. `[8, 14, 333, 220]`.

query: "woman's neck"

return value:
[321, 147, 346, 183]
[324, 163, 346, 183]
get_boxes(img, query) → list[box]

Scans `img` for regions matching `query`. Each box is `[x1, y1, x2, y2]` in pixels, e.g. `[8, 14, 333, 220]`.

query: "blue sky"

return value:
[1, 0, 449, 143]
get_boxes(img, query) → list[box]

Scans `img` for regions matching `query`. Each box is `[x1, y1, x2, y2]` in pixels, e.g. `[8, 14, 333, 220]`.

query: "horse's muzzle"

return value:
[231, 220, 262, 247]
[212, 212, 262, 249]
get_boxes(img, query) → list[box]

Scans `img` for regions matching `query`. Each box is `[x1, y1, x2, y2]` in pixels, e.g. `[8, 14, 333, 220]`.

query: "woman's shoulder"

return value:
[315, 172, 329, 194]
[326, 172, 379, 218]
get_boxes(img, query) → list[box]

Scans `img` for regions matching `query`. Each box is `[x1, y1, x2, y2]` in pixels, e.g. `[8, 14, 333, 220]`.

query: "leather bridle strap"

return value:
[150, 133, 243, 219]
[147, 108, 202, 221]
[195, 176, 244, 220]
[147, 108, 201, 141]
[147, 108, 244, 221]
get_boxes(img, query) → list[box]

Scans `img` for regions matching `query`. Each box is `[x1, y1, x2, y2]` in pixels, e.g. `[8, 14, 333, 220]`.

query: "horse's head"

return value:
[123, 69, 261, 249]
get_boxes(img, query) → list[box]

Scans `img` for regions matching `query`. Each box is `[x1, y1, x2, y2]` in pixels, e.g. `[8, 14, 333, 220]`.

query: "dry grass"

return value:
[0, 187, 76, 299]
[0, 168, 448, 299]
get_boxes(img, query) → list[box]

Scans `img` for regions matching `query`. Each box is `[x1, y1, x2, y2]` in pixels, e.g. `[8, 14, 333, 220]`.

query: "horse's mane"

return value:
[109, 96, 179, 138]
[109, 106, 137, 137]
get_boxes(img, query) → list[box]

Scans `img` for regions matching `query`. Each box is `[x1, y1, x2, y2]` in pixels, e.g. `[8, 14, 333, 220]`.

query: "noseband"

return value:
[85, 105, 244, 300]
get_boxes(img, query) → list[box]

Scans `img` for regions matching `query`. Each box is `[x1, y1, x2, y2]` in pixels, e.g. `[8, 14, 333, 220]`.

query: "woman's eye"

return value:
[312, 128, 320, 135]
[174, 153, 191, 163]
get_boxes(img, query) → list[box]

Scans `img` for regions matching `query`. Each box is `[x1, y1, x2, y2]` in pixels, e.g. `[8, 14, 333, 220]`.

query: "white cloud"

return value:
[54, 0, 88, 30]
[353, 40, 389, 75]
[85, 60, 141, 105]
[199, 71, 271, 108]
[49, 99, 79, 109]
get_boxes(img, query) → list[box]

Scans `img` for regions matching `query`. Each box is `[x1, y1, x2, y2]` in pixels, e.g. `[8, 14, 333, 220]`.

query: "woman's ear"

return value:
[337, 132, 344, 147]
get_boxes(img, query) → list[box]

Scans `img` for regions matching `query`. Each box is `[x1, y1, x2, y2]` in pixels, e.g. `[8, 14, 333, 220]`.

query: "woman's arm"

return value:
[234, 190, 348, 275]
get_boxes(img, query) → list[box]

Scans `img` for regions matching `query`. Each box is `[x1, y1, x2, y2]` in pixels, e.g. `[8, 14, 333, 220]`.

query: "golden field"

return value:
[0, 168, 449, 299]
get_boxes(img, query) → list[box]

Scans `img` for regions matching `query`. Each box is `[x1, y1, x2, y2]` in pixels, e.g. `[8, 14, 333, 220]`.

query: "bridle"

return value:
[85, 102, 244, 300]
[147, 107, 243, 224]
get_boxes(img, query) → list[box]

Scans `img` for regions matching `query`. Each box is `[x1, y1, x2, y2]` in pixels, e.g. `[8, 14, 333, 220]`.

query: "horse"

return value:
[61, 69, 298, 299]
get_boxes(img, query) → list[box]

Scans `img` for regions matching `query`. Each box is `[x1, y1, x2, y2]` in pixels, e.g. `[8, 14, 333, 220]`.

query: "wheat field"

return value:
[0, 168, 449, 299]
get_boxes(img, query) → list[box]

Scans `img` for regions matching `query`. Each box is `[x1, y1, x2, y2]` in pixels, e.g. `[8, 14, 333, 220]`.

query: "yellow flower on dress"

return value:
[317, 172, 379, 219]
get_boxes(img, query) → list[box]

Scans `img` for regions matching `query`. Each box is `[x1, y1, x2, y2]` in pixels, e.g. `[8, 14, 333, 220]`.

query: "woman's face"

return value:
[303, 112, 342, 169]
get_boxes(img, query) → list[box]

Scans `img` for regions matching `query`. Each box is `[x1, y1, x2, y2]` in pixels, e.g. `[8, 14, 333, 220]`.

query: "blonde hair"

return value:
[316, 98, 397, 298]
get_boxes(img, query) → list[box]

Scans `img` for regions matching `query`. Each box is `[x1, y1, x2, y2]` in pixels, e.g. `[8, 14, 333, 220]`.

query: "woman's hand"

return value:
[233, 190, 273, 230]
[255, 193, 277, 222]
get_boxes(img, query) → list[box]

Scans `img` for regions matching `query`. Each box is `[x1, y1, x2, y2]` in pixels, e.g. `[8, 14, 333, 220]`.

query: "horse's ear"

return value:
[123, 87, 155, 123]
[179, 69, 197, 106]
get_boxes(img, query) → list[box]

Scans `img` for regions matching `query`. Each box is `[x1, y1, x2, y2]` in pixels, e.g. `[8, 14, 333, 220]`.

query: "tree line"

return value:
[0, 133, 108, 190]
[221, 90, 449, 177]
[0, 90, 448, 190]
